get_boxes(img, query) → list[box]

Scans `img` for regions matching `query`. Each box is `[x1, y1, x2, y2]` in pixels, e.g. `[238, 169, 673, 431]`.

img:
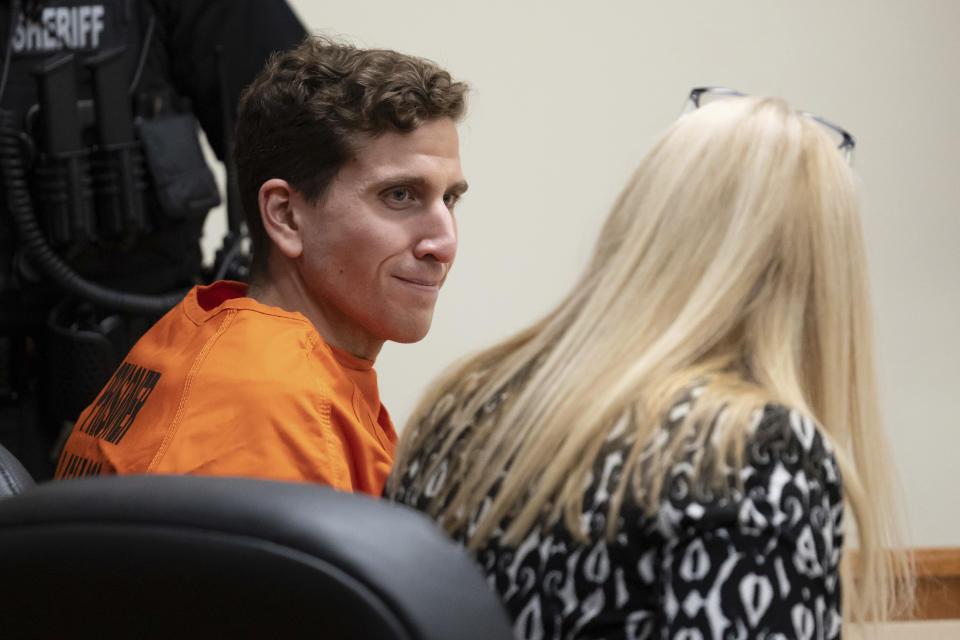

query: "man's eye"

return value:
[385, 187, 411, 203]
[443, 193, 460, 208]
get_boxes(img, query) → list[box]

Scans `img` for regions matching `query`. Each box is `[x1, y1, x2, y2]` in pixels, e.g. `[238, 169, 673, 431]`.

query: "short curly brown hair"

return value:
[233, 35, 469, 279]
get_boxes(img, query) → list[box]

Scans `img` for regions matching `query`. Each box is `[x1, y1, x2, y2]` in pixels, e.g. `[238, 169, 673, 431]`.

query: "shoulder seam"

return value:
[146, 308, 238, 471]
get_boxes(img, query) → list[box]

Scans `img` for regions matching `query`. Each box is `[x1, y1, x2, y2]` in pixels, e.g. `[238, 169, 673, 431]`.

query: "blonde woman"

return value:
[386, 91, 911, 639]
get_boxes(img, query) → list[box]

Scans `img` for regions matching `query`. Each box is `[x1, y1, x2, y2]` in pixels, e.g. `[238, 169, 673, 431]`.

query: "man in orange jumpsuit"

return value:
[55, 36, 469, 495]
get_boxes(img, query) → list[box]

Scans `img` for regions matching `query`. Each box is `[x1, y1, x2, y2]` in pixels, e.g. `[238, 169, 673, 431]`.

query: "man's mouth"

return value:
[395, 276, 441, 289]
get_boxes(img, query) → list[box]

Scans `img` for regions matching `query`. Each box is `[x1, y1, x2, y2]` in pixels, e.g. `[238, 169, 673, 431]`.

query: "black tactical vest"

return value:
[0, 0, 219, 310]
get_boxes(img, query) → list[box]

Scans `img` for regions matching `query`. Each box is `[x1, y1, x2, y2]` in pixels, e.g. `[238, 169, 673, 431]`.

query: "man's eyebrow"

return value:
[368, 175, 469, 195]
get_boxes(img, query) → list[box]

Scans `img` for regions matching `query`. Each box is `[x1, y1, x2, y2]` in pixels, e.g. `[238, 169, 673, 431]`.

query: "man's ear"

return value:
[258, 178, 303, 259]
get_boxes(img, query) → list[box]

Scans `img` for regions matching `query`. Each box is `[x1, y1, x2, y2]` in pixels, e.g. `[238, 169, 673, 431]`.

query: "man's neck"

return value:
[248, 272, 384, 362]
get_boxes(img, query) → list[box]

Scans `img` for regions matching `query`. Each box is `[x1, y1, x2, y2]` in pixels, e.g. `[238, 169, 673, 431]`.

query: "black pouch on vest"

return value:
[137, 114, 220, 221]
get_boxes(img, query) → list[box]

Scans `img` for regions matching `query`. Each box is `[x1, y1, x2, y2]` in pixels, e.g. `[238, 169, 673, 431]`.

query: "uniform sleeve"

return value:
[657, 407, 844, 640]
[164, 424, 354, 490]
[149, 0, 306, 158]
[149, 378, 354, 490]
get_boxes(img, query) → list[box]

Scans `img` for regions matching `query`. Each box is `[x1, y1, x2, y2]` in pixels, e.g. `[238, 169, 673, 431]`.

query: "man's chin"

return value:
[384, 320, 433, 344]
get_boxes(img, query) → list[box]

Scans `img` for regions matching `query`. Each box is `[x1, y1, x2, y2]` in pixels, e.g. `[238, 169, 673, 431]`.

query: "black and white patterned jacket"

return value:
[390, 398, 844, 640]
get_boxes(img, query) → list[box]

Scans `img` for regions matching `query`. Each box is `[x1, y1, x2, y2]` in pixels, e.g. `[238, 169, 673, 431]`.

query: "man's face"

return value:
[294, 117, 466, 356]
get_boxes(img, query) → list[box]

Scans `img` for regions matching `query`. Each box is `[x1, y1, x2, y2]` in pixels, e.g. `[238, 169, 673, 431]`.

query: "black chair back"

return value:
[0, 441, 34, 498]
[0, 475, 514, 639]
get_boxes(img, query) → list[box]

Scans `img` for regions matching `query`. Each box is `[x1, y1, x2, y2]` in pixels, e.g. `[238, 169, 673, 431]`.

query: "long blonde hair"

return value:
[388, 97, 911, 623]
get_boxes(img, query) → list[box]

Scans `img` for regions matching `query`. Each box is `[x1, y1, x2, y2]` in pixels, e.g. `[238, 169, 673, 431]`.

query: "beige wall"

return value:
[856, 620, 960, 639]
[206, 0, 960, 546]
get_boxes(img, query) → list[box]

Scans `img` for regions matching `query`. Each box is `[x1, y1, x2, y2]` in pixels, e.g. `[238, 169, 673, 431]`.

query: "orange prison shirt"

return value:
[55, 281, 397, 495]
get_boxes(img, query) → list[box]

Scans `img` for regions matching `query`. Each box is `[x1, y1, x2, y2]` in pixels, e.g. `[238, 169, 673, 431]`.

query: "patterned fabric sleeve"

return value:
[655, 406, 845, 640]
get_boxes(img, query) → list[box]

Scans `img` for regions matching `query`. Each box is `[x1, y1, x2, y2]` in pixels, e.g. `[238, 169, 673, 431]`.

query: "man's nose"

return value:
[413, 199, 457, 263]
